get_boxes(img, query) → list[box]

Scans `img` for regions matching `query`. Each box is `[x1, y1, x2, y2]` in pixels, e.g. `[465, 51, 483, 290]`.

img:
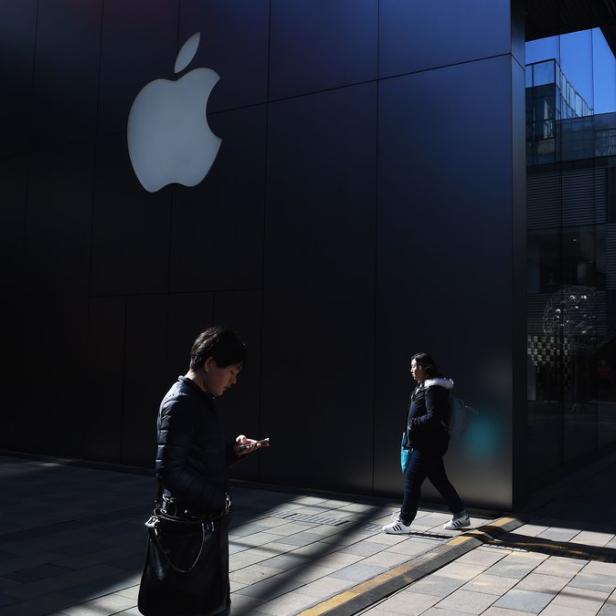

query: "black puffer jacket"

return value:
[155, 376, 238, 513]
[405, 377, 454, 454]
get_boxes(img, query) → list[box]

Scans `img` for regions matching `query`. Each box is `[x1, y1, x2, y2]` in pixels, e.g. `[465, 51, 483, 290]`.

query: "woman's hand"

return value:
[234, 434, 270, 456]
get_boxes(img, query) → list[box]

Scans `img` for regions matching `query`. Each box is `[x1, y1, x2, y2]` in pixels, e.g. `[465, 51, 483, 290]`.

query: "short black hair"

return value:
[411, 352, 439, 378]
[190, 326, 246, 370]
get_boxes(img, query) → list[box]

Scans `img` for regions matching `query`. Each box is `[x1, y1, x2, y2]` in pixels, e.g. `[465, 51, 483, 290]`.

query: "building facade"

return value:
[14, 0, 612, 511]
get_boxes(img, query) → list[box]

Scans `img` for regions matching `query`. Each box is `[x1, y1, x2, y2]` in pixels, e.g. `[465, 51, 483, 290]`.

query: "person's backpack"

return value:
[447, 396, 477, 438]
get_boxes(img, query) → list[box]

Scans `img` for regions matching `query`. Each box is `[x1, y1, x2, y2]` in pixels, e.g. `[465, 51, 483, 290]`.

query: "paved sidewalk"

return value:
[2, 452, 616, 616]
[0, 455, 491, 616]
[359, 543, 616, 616]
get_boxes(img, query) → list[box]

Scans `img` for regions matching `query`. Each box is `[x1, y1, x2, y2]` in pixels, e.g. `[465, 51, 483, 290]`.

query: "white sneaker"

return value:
[382, 517, 413, 534]
[443, 511, 471, 530]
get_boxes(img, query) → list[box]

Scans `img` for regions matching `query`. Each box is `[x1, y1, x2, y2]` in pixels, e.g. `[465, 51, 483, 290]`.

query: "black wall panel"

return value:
[91, 133, 171, 295]
[169, 105, 266, 292]
[0, 1, 37, 159]
[269, 0, 378, 99]
[179, 0, 269, 113]
[265, 83, 377, 295]
[0, 157, 27, 295]
[374, 56, 516, 508]
[0, 157, 27, 451]
[26, 144, 94, 294]
[1, 296, 25, 451]
[31, 0, 102, 147]
[166, 293, 214, 380]
[379, 0, 513, 78]
[261, 83, 377, 490]
[98, 0, 179, 137]
[214, 291, 263, 482]
[22, 293, 90, 458]
[1, 1, 524, 509]
[84, 297, 126, 463]
[121, 295, 169, 466]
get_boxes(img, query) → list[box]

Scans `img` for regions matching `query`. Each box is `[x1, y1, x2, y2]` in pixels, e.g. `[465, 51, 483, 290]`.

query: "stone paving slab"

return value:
[541, 604, 599, 616]
[55, 593, 136, 616]
[461, 573, 519, 596]
[515, 572, 570, 593]
[550, 585, 611, 611]
[363, 590, 439, 614]
[572, 532, 616, 547]
[437, 588, 498, 614]
[436, 561, 488, 580]
[407, 574, 467, 598]
[493, 587, 555, 613]
[296, 577, 356, 599]
[329, 562, 388, 583]
[483, 608, 541, 616]
[533, 555, 588, 577]
[569, 572, 616, 593]
[422, 607, 476, 616]
[360, 549, 418, 569]
[480, 552, 548, 579]
[252, 589, 324, 615]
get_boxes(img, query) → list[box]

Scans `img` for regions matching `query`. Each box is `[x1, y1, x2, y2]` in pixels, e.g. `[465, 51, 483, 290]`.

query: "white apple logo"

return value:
[127, 32, 221, 193]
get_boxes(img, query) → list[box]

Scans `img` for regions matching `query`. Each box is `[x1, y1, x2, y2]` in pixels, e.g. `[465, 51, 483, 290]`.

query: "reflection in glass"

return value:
[526, 28, 616, 487]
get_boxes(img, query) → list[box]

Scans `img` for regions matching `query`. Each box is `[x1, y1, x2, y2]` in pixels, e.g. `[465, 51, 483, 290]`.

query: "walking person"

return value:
[383, 352, 470, 534]
[139, 326, 269, 616]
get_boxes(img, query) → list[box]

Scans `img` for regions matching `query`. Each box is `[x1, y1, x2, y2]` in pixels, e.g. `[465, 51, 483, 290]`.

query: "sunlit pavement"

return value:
[2, 453, 616, 616]
[357, 547, 616, 616]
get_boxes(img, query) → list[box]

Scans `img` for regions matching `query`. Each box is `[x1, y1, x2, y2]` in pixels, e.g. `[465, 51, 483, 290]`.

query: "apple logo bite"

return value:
[127, 32, 221, 193]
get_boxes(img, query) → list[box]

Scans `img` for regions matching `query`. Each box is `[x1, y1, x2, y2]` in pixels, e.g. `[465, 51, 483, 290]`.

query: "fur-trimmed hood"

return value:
[424, 377, 454, 390]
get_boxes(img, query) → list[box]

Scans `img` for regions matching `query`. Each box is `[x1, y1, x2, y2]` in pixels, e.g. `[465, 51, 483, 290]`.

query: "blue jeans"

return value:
[400, 448, 464, 525]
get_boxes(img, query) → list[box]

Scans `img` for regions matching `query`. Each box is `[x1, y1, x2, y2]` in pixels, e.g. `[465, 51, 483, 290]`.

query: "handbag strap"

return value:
[146, 516, 213, 574]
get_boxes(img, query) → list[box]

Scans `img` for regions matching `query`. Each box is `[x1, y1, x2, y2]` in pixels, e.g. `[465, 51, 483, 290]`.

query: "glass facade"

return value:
[526, 29, 616, 487]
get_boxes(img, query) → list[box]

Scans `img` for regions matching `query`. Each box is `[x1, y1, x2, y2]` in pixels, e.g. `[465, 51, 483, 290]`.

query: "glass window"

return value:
[526, 36, 559, 65]
[560, 30, 594, 114]
[592, 28, 616, 114]
[526, 28, 616, 486]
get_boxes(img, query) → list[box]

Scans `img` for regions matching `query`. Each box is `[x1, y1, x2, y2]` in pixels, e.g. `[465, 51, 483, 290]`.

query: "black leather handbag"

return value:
[138, 504, 230, 616]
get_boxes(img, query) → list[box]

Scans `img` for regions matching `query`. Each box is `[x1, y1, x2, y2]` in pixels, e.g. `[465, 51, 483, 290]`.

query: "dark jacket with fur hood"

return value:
[405, 377, 454, 454]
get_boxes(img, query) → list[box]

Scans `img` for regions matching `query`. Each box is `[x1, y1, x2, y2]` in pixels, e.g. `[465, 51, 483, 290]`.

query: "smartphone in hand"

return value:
[237, 438, 270, 451]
